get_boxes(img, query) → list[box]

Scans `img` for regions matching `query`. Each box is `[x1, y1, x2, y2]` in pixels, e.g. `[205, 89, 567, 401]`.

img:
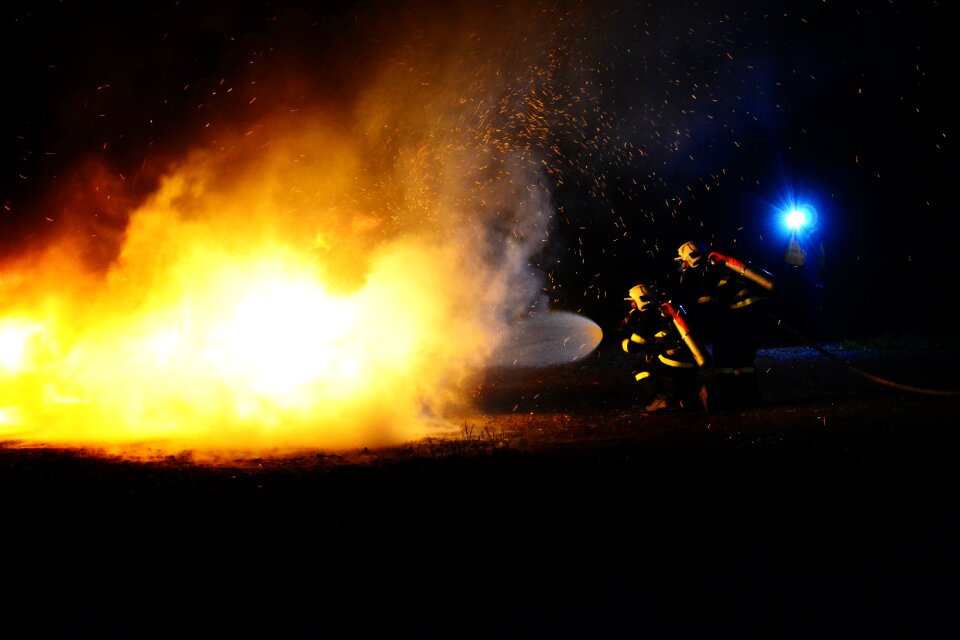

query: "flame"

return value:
[0, 2, 621, 461]
[0, 120, 552, 461]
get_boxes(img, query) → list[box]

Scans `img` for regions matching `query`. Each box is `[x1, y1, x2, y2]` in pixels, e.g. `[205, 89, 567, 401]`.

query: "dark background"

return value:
[4, 339, 960, 636]
[2, 1, 957, 340]
[3, 4, 959, 634]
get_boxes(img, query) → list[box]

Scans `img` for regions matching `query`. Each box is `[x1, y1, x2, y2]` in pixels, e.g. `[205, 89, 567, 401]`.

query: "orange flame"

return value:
[0, 120, 545, 461]
[0, 2, 617, 461]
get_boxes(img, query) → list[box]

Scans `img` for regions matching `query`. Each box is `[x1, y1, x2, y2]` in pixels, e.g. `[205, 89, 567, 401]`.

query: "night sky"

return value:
[2, 0, 956, 340]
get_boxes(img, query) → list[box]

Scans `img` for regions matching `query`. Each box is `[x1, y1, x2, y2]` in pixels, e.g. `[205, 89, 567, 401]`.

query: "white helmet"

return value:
[626, 284, 657, 311]
[675, 241, 704, 268]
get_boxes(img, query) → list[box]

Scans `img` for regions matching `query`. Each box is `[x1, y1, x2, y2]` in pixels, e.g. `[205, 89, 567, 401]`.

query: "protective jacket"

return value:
[620, 304, 700, 407]
[676, 250, 772, 408]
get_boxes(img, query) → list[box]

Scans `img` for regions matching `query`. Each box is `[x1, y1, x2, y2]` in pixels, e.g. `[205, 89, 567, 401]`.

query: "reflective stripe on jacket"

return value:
[658, 353, 696, 369]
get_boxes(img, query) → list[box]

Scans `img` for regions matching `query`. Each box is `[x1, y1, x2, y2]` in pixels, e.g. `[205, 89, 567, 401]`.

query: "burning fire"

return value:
[0, 1, 626, 461]
[1, 117, 601, 461]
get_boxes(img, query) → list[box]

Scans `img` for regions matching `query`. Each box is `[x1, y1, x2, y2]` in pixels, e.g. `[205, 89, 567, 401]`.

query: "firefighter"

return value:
[619, 283, 703, 412]
[673, 240, 773, 410]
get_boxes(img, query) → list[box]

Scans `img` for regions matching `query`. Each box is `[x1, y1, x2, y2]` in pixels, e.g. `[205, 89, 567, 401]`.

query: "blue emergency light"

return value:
[781, 202, 816, 232]
[772, 196, 818, 267]
[785, 207, 808, 230]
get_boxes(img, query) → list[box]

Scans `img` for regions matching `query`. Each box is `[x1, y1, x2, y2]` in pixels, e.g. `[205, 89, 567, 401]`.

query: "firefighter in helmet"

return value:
[673, 240, 773, 410]
[619, 283, 703, 412]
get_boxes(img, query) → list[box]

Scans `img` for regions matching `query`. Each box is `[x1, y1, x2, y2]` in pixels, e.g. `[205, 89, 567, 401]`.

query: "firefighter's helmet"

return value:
[626, 284, 657, 311]
[675, 241, 704, 268]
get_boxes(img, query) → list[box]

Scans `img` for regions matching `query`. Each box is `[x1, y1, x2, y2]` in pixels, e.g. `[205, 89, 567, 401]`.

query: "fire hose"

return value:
[707, 250, 956, 396]
[708, 252, 775, 291]
[666, 249, 957, 396]
[770, 314, 960, 398]
[660, 301, 708, 368]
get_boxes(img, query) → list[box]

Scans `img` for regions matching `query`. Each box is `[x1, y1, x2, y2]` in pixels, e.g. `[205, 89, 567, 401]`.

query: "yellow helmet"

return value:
[675, 241, 704, 268]
[626, 284, 657, 311]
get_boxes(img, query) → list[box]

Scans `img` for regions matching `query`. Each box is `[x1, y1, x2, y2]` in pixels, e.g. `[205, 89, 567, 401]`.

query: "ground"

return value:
[3, 334, 960, 637]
